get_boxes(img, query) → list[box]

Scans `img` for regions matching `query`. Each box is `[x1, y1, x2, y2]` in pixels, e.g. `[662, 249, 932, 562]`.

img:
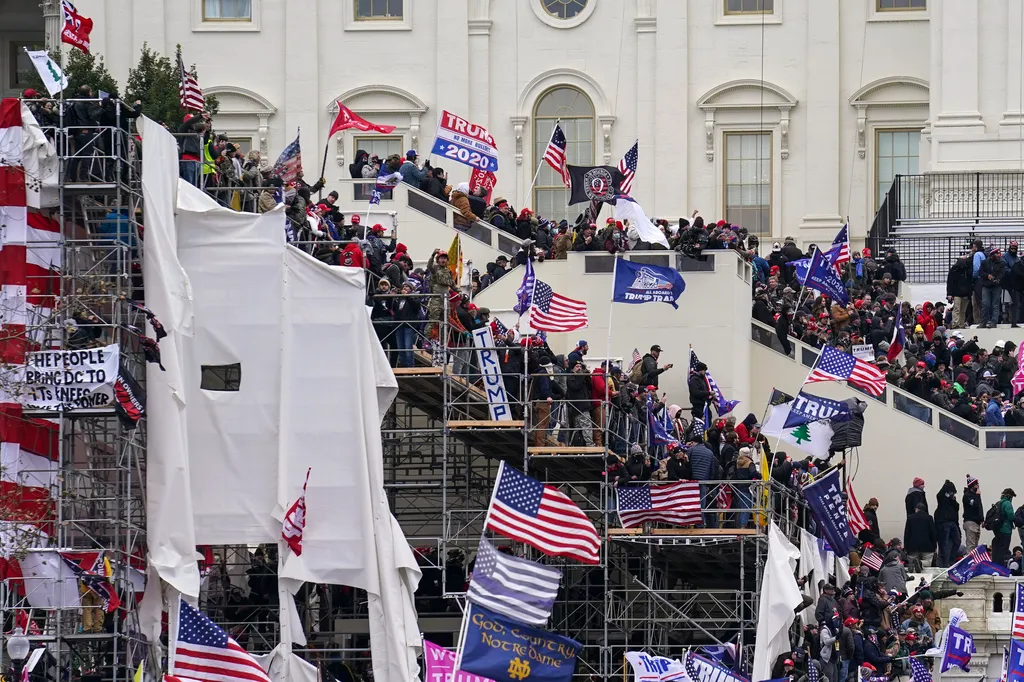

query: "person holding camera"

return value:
[399, 149, 430, 186]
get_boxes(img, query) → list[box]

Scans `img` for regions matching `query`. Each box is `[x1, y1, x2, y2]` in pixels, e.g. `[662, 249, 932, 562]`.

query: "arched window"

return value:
[994, 591, 1004, 613]
[533, 86, 594, 223]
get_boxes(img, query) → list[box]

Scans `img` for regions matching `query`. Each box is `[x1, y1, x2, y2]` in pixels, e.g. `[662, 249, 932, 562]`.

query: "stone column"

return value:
[654, 0, 686, 218]
[41, 0, 61, 52]
[798, 0, 844, 235]
[932, 0, 984, 133]
[286, 0, 320, 175]
[1001, 0, 1024, 129]
[467, 0, 491, 129]
[635, 0, 656, 206]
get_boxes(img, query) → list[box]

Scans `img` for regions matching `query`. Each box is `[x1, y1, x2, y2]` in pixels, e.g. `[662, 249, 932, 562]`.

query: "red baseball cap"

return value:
[351, 215, 361, 223]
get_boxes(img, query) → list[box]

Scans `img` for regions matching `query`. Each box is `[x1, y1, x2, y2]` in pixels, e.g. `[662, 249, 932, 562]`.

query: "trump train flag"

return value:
[613, 259, 685, 308]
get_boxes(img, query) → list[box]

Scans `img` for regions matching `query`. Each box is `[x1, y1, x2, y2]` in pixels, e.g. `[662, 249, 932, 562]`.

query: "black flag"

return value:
[567, 165, 622, 205]
[114, 365, 146, 429]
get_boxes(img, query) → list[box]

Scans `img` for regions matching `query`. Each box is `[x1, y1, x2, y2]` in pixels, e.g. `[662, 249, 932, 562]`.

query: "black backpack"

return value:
[1014, 505, 1024, 529]
[984, 502, 1005, 531]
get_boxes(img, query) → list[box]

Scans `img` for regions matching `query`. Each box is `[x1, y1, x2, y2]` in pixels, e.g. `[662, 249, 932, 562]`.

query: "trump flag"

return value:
[612, 259, 685, 308]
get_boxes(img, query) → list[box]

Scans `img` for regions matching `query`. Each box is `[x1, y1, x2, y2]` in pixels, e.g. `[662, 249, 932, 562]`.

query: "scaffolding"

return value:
[2, 102, 778, 682]
[0, 98, 147, 682]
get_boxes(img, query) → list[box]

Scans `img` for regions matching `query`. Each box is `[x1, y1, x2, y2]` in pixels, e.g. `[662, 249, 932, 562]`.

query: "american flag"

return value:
[806, 345, 887, 396]
[529, 280, 588, 333]
[910, 658, 932, 682]
[808, 660, 820, 682]
[177, 49, 204, 112]
[484, 461, 600, 564]
[543, 124, 571, 188]
[617, 140, 638, 196]
[492, 318, 509, 338]
[628, 348, 641, 371]
[173, 598, 271, 682]
[618, 482, 702, 528]
[967, 545, 992, 565]
[860, 547, 883, 572]
[830, 224, 851, 270]
[1013, 583, 1024, 639]
[684, 652, 702, 682]
[717, 484, 732, 515]
[847, 482, 870, 535]
[466, 537, 561, 626]
[270, 132, 302, 184]
[281, 467, 310, 556]
[690, 417, 706, 440]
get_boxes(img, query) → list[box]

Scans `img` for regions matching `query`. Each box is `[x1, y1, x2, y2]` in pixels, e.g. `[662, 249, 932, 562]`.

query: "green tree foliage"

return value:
[22, 49, 119, 98]
[125, 43, 218, 130]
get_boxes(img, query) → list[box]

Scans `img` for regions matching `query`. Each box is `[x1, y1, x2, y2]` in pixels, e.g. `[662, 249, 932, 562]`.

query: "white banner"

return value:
[19, 344, 119, 410]
[852, 344, 874, 361]
[625, 651, 748, 682]
[472, 326, 511, 421]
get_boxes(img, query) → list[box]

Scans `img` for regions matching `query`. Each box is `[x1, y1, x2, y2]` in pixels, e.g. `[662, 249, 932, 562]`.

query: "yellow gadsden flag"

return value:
[756, 448, 771, 527]
[448, 233, 463, 285]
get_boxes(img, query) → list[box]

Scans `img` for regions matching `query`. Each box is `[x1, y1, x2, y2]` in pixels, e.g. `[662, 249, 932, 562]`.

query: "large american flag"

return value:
[173, 598, 270, 682]
[270, 132, 302, 184]
[177, 50, 204, 112]
[529, 280, 588, 332]
[617, 140, 638, 196]
[806, 345, 887, 396]
[909, 657, 932, 682]
[847, 482, 870, 535]
[1013, 583, 1024, 639]
[617, 482, 702, 528]
[543, 124, 571, 188]
[466, 537, 561, 626]
[484, 461, 600, 564]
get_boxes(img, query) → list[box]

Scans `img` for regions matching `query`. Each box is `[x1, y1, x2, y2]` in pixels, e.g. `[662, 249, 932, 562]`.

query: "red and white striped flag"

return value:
[0, 101, 60, 569]
[282, 467, 311, 555]
[542, 124, 570, 188]
[617, 139, 638, 196]
[617, 482, 702, 528]
[628, 348, 641, 371]
[1013, 583, 1024, 639]
[529, 280, 588, 333]
[860, 547, 883, 572]
[173, 598, 271, 682]
[177, 49, 205, 112]
[847, 482, 870, 536]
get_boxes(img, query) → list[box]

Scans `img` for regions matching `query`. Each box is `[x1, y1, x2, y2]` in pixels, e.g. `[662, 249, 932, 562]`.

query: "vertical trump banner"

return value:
[473, 326, 511, 421]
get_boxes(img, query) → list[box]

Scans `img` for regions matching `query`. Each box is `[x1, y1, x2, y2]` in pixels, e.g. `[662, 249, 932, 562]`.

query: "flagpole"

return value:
[604, 257, 618, 462]
[526, 119, 560, 204]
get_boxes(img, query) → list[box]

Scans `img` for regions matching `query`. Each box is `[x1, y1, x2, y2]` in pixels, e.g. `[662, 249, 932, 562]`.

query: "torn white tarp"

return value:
[753, 522, 803, 682]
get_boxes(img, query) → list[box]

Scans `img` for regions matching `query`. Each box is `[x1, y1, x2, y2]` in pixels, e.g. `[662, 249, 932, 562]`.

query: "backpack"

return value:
[627, 359, 644, 385]
[984, 502, 1005, 531]
[1014, 505, 1024, 529]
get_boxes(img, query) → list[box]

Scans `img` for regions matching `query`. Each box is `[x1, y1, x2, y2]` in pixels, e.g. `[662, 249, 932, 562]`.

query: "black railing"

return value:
[870, 172, 1024, 231]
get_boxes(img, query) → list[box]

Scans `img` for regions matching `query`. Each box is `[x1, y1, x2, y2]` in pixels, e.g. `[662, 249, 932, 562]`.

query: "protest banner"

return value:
[473, 326, 511, 421]
[8, 344, 120, 410]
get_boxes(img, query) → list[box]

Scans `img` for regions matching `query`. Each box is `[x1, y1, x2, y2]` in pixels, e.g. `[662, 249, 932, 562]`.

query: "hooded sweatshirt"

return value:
[963, 485, 983, 523]
[933, 480, 960, 524]
[905, 486, 927, 515]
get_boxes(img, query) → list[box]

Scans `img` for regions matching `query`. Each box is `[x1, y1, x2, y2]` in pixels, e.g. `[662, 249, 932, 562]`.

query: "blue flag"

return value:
[613, 259, 686, 308]
[515, 258, 536, 315]
[782, 390, 853, 429]
[941, 624, 975, 672]
[802, 468, 855, 556]
[369, 189, 382, 206]
[1008, 640, 1024, 682]
[947, 545, 1009, 584]
[460, 604, 581, 682]
[804, 247, 849, 305]
[647, 395, 679, 448]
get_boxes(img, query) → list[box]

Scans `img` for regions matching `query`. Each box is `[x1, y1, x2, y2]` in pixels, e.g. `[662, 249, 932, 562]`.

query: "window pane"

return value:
[892, 132, 909, 156]
[908, 133, 920, 156]
[726, 160, 741, 184]
[741, 134, 756, 157]
[357, 0, 372, 17]
[740, 160, 757, 184]
[878, 157, 893, 183]
[391, 0, 403, 16]
[205, 0, 220, 17]
[724, 132, 771, 235]
[877, 133, 892, 156]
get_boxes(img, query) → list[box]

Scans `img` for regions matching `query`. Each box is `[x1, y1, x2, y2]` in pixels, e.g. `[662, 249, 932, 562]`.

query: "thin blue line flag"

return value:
[802, 468, 855, 556]
[460, 604, 581, 682]
[613, 259, 685, 309]
[803, 246, 849, 305]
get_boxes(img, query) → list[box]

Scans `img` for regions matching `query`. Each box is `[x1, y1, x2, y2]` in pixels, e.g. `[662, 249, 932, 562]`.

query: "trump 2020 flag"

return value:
[459, 604, 580, 682]
[941, 625, 975, 672]
[1008, 640, 1024, 682]
[804, 246, 849, 305]
[782, 391, 853, 429]
[613, 259, 686, 308]
[801, 468, 855, 556]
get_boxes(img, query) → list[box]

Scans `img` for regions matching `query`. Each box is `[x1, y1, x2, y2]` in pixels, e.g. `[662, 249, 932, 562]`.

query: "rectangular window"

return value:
[724, 132, 771, 235]
[877, 0, 925, 10]
[356, 0, 403, 20]
[725, 0, 774, 14]
[204, 0, 252, 19]
[876, 129, 920, 207]
[10, 40, 45, 90]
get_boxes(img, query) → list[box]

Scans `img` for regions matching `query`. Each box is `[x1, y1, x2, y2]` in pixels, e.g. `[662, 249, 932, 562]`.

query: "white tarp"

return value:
[19, 550, 81, 609]
[798, 528, 825, 628]
[19, 103, 59, 209]
[140, 116, 418, 682]
[752, 522, 802, 682]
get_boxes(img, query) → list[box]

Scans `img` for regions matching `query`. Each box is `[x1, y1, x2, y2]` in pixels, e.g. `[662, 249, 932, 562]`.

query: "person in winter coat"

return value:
[640, 345, 673, 389]
[1004, 240, 1024, 327]
[349, 149, 369, 179]
[534, 221, 554, 256]
[735, 413, 759, 445]
[687, 439, 719, 527]
[933, 480, 961, 567]
[963, 475, 984, 550]
[905, 478, 927, 515]
[448, 182, 478, 229]
[877, 551, 909, 598]
[978, 248, 1008, 327]
[565, 360, 595, 447]
[688, 362, 713, 419]
[551, 228, 572, 260]
[420, 167, 450, 202]
[994, 488, 1017, 565]
[864, 498, 881, 539]
[880, 249, 907, 282]
[904, 502, 936, 567]
[731, 447, 758, 528]
[665, 444, 691, 481]
[399, 150, 429, 187]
